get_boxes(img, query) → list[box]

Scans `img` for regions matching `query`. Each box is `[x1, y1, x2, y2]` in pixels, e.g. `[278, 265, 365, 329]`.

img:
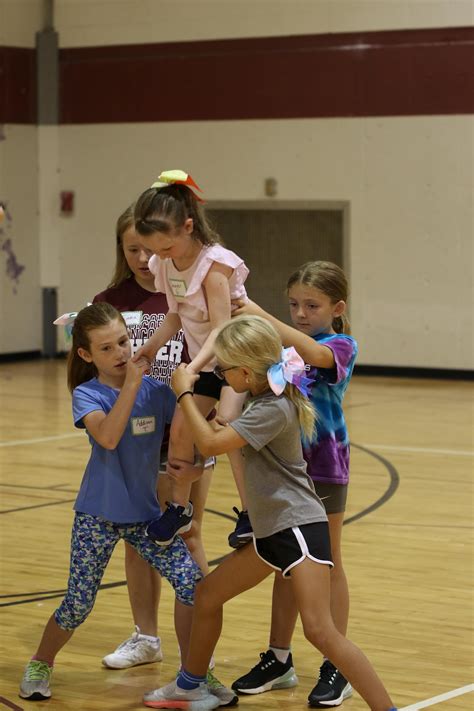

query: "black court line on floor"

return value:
[0, 695, 24, 710]
[0, 443, 399, 607]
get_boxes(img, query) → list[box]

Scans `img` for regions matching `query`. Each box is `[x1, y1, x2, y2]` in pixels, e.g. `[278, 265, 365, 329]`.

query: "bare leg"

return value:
[173, 600, 194, 663]
[218, 388, 248, 509]
[267, 510, 349, 648]
[269, 573, 298, 647]
[34, 615, 74, 665]
[185, 544, 273, 676]
[158, 463, 213, 575]
[326, 512, 349, 636]
[291, 559, 393, 711]
[181, 467, 213, 575]
[124, 542, 161, 636]
[167, 395, 216, 506]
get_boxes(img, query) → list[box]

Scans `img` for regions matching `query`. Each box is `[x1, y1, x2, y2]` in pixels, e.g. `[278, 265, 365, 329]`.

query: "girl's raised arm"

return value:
[82, 358, 149, 449]
[187, 263, 233, 373]
[133, 312, 182, 363]
[172, 365, 246, 456]
[234, 299, 335, 369]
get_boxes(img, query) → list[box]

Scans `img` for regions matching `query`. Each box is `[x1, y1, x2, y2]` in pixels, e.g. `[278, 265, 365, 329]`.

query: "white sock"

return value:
[269, 646, 290, 664]
[138, 632, 160, 642]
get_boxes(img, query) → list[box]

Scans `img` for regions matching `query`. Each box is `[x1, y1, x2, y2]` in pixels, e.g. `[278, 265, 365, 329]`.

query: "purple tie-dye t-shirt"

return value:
[303, 333, 358, 485]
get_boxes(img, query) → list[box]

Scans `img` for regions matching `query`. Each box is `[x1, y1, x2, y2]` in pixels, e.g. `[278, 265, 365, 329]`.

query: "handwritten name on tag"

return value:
[169, 278, 187, 299]
[123, 311, 143, 327]
[131, 416, 156, 436]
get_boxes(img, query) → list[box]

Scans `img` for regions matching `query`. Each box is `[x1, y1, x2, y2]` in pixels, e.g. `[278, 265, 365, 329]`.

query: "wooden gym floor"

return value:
[0, 359, 472, 710]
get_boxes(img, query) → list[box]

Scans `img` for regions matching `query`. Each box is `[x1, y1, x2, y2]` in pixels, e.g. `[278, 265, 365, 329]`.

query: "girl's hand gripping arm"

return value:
[133, 312, 182, 364]
[186, 263, 233, 374]
[233, 298, 336, 369]
[82, 358, 149, 449]
[171, 364, 247, 457]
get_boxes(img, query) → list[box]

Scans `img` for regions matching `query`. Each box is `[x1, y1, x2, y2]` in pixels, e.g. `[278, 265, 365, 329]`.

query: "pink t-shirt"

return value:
[148, 244, 248, 369]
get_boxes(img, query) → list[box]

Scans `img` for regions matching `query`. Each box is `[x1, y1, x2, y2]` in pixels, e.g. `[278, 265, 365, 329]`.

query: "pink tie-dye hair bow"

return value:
[267, 347, 313, 397]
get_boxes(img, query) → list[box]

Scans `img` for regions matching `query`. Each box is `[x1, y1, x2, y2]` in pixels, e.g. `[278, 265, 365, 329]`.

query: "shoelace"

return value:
[206, 671, 224, 690]
[249, 651, 276, 672]
[232, 506, 247, 521]
[117, 627, 141, 651]
[25, 661, 51, 681]
[318, 660, 338, 685]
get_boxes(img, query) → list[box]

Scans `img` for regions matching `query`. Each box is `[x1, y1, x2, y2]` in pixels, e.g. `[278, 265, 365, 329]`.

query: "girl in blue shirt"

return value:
[18, 303, 201, 701]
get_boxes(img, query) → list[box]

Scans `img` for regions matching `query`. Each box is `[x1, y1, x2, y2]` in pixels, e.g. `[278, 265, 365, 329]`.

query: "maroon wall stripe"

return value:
[2, 27, 473, 125]
[0, 47, 36, 123]
[59, 27, 474, 123]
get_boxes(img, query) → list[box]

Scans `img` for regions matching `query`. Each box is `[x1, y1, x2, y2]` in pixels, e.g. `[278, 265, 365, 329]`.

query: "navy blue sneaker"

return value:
[228, 507, 253, 549]
[308, 660, 352, 707]
[146, 502, 193, 546]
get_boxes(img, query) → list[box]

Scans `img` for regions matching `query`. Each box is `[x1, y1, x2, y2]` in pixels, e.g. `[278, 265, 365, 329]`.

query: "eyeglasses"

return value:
[213, 365, 237, 380]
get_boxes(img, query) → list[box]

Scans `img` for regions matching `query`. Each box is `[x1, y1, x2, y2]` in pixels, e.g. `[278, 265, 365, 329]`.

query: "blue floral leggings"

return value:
[55, 512, 201, 631]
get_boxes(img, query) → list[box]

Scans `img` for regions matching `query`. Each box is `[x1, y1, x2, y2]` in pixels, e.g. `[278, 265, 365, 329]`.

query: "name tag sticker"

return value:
[169, 278, 187, 299]
[131, 416, 156, 435]
[123, 311, 143, 327]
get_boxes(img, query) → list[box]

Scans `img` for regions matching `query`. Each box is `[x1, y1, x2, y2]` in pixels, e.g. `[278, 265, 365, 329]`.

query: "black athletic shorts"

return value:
[254, 522, 333, 578]
[193, 371, 226, 400]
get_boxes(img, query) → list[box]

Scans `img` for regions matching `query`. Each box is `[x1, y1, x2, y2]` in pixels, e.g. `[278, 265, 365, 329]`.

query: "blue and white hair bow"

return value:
[267, 347, 313, 397]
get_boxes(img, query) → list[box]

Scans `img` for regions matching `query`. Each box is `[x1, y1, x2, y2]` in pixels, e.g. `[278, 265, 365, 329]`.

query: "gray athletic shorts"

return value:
[313, 482, 348, 515]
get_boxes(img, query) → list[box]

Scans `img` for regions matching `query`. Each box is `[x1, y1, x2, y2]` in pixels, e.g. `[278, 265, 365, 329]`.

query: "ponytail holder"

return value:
[267, 347, 313, 398]
[54, 312, 78, 326]
[54, 302, 93, 327]
[150, 169, 204, 203]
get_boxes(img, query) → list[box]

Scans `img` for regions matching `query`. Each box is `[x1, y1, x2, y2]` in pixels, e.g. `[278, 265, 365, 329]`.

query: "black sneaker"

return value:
[231, 650, 298, 694]
[308, 660, 352, 707]
[146, 501, 193, 546]
[228, 507, 253, 549]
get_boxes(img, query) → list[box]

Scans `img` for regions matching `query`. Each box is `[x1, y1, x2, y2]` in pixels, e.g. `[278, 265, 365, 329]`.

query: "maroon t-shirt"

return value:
[93, 277, 189, 385]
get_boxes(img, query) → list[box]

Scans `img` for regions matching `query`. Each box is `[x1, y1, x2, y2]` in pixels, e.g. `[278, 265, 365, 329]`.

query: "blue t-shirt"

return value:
[304, 333, 358, 486]
[72, 376, 176, 523]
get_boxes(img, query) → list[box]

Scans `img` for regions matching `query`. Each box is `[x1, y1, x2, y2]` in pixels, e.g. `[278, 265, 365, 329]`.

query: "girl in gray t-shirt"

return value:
[142, 315, 397, 711]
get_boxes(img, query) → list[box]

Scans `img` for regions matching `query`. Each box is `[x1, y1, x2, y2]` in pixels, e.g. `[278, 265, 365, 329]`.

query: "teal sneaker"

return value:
[19, 659, 53, 700]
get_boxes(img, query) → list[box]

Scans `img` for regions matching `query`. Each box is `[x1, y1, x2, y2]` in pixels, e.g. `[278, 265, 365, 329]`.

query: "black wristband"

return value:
[176, 390, 194, 404]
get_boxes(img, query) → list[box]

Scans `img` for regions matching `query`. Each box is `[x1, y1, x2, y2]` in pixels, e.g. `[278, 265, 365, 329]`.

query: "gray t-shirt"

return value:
[231, 391, 327, 538]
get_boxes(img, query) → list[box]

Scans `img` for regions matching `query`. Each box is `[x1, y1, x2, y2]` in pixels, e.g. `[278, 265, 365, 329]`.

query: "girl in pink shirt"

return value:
[134, 170, 251, 548]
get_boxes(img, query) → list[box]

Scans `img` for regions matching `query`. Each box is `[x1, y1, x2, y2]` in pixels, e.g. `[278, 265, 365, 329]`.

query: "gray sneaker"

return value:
[19, 659, 53, 700]
[102, 626, 163, 669]
[143, 679, 220, 710]
[206, 671, 239, 707]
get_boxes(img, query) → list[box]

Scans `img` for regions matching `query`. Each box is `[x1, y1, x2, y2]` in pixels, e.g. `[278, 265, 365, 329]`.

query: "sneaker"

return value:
[308, 660, 352, 707]
[147, 501, 193, 546]
[19, 659, 53, 700]
[143, 679, 220, 710]
[102, 625, 163, 669]
[231, 650, 297, 694]
[228, 507, 253, 549]
[206, 670, 238, 707]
